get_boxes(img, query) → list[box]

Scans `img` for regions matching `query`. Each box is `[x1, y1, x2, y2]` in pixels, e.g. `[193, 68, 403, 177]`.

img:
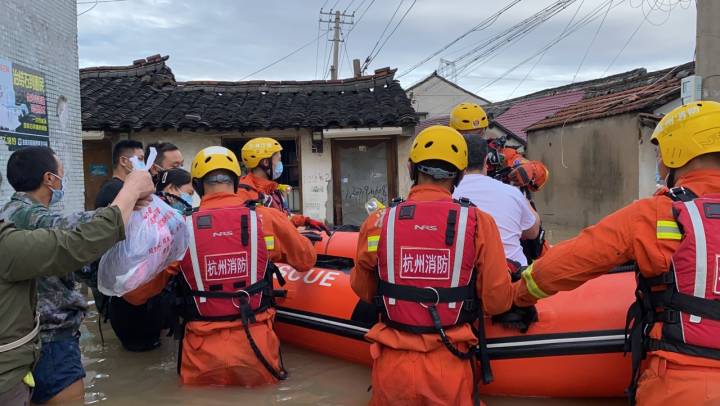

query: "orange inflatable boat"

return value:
[274, 231, 634, 398]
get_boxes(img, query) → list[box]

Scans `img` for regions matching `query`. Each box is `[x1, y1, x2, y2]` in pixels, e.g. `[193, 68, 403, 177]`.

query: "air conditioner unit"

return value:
[681, 75, 702, 104]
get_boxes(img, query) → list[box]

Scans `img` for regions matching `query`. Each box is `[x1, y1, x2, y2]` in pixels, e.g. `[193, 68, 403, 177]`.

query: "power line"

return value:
[602, 17, 645, 76]
[362, 0, 417, 72]
[77, 0, 99, 16]
[397, 0, 522, 79]
[473, 0, 626, 93]
[240, 31, 328, 81]
[508, 0, 586, 98]
[572, 0, 613, 83]
[365, 0, 405, 64]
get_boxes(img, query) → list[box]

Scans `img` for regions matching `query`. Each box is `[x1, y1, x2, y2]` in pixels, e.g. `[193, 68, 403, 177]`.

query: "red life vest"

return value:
[376, 198, 479, 333]
[179, 204, 273, 320]
[627, 187, 720, 399]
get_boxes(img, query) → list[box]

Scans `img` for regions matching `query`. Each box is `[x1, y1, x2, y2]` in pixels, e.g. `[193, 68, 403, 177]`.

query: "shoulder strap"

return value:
[666, 187, 698, 202]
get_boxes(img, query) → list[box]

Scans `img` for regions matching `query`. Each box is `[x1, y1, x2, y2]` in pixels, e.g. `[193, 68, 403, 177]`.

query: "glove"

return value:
[305, 217, 330, 234]
[491, 305, 538, 333]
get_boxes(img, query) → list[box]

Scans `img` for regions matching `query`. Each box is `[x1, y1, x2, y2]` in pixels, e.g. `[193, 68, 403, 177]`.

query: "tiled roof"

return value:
[80, 55, 417, 132]
[494, 91, 584, 141]
[527, 62, 693, 131]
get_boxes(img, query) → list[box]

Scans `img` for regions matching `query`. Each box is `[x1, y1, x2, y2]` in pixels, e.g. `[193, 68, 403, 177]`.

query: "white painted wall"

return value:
[407, 76, 487, 118]
[131, 130, 222, 172]
[298, 135, 333, 224]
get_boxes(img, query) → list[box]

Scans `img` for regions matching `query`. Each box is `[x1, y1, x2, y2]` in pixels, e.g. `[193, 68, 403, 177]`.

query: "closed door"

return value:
[332, 139, 397, 226]
[82, 139, 112, 210]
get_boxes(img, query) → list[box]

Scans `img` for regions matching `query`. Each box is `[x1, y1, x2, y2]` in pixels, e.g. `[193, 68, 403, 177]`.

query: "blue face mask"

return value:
[272, 161, 284, 180]
[180, 192, 193, 206]
[49, 173, 66, 205]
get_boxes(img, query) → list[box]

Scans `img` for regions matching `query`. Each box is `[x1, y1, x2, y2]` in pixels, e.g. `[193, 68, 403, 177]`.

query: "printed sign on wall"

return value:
[0, 57, 49, 150]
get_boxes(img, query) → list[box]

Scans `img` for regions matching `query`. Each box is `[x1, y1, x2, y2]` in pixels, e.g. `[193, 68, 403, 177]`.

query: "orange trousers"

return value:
[369, 342, 483, 406]
[179, 315, 282, 387]
[635, 356, 720, 405]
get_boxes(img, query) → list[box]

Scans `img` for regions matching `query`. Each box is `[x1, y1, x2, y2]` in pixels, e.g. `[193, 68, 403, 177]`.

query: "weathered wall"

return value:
[407, 77, 487, 118]
[527, 114, 641, 241]
[638, 123, 659, 198]
[397, 135, 413, 197]
[0, 0, 82, 213]
[298, 134, 333, 223]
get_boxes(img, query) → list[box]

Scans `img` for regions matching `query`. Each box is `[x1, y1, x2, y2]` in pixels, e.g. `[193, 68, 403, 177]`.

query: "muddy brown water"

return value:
[72, 306, 625, 406]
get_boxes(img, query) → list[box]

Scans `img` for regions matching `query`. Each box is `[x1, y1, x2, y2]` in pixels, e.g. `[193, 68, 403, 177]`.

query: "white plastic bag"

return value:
[98, 194, 189, 296]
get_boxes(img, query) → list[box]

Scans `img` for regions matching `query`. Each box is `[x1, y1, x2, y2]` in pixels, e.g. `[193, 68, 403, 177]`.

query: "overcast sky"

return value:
[77, 0, 696, 102]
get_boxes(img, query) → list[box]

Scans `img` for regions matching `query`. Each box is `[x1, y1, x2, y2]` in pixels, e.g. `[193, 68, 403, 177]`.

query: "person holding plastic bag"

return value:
[126, 146, 316, 386]
[98, 147, 189, 297]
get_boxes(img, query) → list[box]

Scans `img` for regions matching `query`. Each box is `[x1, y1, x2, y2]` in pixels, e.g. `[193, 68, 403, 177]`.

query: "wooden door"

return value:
[82, 139, 112, 210]
[331, 138, 397, 226]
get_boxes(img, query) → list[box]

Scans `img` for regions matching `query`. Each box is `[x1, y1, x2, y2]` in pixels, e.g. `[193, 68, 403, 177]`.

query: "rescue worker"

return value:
[512, 101, 720, 405]
[450, 103, 549, 262]
[1, 147, 98, 404]
[125, 146, 316, 386]
[351, 125, 517, 406]
[0, 170, 154, 406]
[238, 137, 329, 233]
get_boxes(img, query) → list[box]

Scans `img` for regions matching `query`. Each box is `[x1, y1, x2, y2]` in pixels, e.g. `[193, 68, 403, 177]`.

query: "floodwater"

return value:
[73, 305, 625, 406]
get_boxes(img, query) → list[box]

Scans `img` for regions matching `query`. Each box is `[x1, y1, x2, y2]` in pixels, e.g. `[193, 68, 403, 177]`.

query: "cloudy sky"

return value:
[77, 0, 696, 102]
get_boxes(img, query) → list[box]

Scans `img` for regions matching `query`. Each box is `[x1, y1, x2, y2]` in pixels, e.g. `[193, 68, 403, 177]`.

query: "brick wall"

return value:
[0, 0, 83, 213]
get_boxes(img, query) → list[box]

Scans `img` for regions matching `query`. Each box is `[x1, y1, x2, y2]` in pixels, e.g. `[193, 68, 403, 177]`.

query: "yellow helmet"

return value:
[241, 137, 283, 169]
[652, 101, 720, 168]
[410, 125, 468, 172]
[191, 146, 241, 179]
[450, 102, 488, 131]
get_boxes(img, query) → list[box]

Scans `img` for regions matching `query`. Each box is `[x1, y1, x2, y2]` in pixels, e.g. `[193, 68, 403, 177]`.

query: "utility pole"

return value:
[320, 9, 353, 80]
[696, 0, 720, 101]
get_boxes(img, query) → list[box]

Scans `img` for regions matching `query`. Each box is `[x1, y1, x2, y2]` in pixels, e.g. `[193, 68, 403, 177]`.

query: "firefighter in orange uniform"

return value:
[351, 125, 519, 406]
[237, 137, 329, 232]
[125, 146, 316, 387]
[513, 101, 720, 405]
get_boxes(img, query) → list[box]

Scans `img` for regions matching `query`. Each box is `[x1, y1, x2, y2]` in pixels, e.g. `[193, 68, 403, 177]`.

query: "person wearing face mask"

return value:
[0, 146, 155, 405]
[94, 140, 178, 353]
[154, 168, 194, 214]
[238, 137, 329, 234]
[145, 142, 184, 181]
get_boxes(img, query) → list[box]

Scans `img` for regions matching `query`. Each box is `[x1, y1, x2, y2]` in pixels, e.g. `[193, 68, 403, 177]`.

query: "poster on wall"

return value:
[0, 57, 49, 150]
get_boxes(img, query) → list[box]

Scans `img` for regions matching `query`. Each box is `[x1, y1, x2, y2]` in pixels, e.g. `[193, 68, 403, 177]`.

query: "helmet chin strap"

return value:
[666, 168, 677, 188]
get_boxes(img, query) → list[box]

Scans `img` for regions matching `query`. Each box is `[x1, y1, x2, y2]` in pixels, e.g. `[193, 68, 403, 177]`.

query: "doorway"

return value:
[331, 138, 397, 226]
[82, 139, 112, 210]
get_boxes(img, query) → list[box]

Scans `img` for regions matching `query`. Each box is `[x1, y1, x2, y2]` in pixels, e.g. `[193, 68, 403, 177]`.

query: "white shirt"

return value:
[453, 174, 537, 266]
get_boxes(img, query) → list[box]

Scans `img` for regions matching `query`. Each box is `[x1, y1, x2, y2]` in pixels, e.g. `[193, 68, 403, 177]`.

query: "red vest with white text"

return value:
[179, 205, 272, 319]
[376, 198, 478, 333]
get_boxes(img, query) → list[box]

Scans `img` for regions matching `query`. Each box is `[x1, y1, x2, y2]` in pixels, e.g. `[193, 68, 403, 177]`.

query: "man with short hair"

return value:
[1, 146, 98, 404]
[95, 140, 145, 208]
[453, 136, 540, 267]
[94, 140, 166, 352]
[0, 162, 153, 406]
[145, 142, 183, 177]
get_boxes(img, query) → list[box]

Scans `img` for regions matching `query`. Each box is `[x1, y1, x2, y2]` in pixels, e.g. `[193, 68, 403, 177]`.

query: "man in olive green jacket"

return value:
[0, 169, 154, 406]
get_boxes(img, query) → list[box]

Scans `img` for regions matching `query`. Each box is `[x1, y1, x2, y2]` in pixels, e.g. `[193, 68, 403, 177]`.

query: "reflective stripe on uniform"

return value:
[656, 220, 682, 240]
[448, 205, 469, 309]
[185, 215, 207, 303]
[264, 236, 275, 251]
[684, 201, 707, 324]
[367, 235, 380, 252]
[250, 209, 258, 284]
[522, 265, 549, 300]
[386, 206, 397, 305]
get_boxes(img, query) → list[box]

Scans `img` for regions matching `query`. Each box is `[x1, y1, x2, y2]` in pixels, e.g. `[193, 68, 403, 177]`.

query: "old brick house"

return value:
[80, 55, 417, 225]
